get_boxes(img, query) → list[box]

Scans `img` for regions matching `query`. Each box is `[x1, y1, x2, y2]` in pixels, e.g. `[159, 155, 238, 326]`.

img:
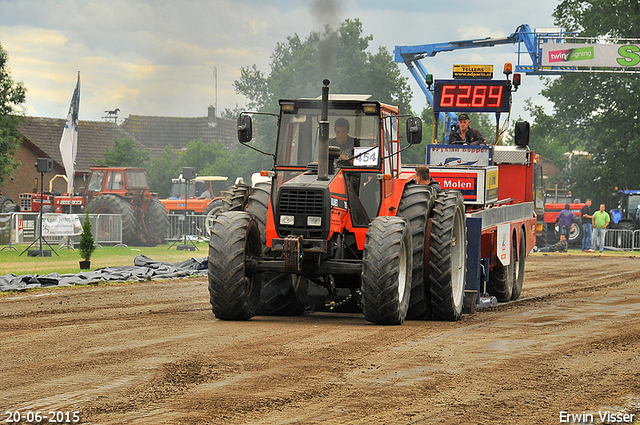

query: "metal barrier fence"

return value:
[0, 213, 122, 248]
[603, 229, 640, 251]
[166, 213, 210, 242]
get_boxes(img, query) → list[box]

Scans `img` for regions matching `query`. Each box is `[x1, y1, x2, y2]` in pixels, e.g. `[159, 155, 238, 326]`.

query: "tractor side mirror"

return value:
[237, 114, 253, 143]
[406, 117, 422, 145]
[515, 121, 530, 147]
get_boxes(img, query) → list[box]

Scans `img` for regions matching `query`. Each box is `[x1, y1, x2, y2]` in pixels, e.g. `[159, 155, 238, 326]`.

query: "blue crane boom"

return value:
[394, 24, 577, 128]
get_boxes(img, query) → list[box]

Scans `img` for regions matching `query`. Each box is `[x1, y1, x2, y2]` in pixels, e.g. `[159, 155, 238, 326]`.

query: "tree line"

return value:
[1, 6, 638, 200]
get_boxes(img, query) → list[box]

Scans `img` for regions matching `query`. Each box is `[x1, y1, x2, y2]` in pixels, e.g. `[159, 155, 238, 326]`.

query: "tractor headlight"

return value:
[280, 215, 294, 225]
[307, 216, 322, 226]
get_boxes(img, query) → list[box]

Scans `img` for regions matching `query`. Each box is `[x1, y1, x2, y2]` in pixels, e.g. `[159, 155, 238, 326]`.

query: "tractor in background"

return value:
[84, 167, 169, 246]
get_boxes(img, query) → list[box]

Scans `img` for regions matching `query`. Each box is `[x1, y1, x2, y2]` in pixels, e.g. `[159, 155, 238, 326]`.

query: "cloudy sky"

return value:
[1, 0, 562, 123]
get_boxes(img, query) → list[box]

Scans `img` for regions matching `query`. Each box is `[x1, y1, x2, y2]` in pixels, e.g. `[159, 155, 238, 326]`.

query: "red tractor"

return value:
[84, 167, 169, 246]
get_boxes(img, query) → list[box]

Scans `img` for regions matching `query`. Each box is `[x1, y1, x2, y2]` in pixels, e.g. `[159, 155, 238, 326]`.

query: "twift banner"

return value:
[542, 43, 640, 68]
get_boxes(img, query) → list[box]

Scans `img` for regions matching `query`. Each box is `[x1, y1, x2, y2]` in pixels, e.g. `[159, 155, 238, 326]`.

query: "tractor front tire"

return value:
[429, 190, 467, 321]
[87, 195, 137, 245]
[361, 216, 412, 325]
[208, 212, 262, 320]
[144, 198, 169, 244]
[397, 183, 434, 320]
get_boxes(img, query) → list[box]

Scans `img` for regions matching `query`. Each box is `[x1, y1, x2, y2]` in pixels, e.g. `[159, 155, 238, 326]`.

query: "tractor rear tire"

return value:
[361, 216, 412, 325]
[397, 183, 433, 320]
[203, 199, 224, 237]
[512, 227, 526, 300]
[208, 212, 262, 320]
[144, 198, 169, 244]
[222, 184, 250, 212]
[429, 190, 467, 321]
[87, 195, 137, 245]
[487, 234, 515, 302]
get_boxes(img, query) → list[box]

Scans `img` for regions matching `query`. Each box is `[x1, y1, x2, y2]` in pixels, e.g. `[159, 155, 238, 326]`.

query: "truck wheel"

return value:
[487, 233, 515, 302]
[203, 199, 224, 236]
[361, 216, 412, 325]
[208, 212, 262, 320]
[512, 228, 526, 300]
[536, 223, 547, 248]
[144, 198, 169, 244]
[222, 184, 250, 212]
[397, 183, 433, 320]
[568, 218, 582, 246]
[429, 190, 466, 321]
[87, 195, 137, 245]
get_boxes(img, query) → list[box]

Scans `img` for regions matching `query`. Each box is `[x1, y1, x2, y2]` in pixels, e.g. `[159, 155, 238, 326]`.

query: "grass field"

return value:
[0, 241, 210, 276]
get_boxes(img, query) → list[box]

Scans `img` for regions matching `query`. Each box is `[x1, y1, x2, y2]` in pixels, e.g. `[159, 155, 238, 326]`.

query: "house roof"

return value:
[120, 106, 237, 155]
[18, 117, 139, 173]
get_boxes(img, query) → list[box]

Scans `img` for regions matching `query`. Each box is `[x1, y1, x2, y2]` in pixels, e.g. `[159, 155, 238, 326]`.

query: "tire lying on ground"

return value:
[144, 198, 169, 244]
[361, 215, 412, 325]
[208, 211, 262, 320]
[87, 195, 137, 246]
[429, 190, 467, 321]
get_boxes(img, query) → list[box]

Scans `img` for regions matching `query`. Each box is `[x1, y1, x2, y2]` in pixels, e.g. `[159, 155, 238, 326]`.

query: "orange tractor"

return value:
[84, 167, 169, 246]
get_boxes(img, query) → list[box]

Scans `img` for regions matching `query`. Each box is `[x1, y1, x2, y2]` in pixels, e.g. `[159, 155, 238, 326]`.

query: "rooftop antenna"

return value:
[214, 66, 218, 118]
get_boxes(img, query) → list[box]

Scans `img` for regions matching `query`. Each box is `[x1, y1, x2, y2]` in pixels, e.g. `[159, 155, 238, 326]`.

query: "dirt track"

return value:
[2, 253, 640, 424]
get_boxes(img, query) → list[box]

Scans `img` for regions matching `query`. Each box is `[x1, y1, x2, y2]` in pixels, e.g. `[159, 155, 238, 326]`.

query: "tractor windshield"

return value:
[628, 194, 640, 217]
[126, 171, 148, 189]
[276, 108, 379, 167]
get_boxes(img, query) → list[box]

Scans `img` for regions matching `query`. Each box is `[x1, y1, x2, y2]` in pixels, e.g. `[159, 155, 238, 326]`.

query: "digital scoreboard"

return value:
[433, 79, 511, 113]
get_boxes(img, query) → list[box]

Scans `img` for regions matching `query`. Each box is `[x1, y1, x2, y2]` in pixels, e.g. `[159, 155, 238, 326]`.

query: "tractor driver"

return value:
[330, 118, 360, 164]
[448, 113, 486, 145]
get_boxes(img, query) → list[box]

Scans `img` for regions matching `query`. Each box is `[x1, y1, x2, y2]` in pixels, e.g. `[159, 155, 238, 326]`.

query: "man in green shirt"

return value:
[591, 203, 610, 252]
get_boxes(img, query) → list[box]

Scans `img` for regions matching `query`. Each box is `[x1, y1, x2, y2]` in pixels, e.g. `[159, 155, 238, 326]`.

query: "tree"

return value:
[528, 0, 640, 198]
[97, 136, 150, 167]
[147, 145, 180, 198]
[233, 19, 413, 150]
[0, 43, 27, 186]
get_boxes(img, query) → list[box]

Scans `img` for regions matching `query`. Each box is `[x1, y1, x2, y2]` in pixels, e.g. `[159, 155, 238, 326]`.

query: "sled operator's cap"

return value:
[458, 113, 470, 121]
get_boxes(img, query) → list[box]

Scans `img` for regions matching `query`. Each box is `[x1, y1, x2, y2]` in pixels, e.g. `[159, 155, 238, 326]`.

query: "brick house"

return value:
[120, 106, 237, 159]
[0, 117, 138, 203]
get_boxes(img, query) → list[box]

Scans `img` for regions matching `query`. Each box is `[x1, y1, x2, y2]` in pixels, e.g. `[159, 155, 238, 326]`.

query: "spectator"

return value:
[581, 199, 594, 252]
[538, 234, 568, 253]
[591, 203, 610, 253]
[415, 166, 442, 193]
[555, 204, 574, 239]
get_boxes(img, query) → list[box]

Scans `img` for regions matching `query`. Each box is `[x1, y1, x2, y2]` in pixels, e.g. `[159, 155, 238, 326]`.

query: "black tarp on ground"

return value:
[0, 254, 208, 292]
